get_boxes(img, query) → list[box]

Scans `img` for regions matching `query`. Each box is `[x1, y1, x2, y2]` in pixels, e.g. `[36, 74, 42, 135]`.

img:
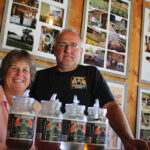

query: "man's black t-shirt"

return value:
[30, 65, 115, 113]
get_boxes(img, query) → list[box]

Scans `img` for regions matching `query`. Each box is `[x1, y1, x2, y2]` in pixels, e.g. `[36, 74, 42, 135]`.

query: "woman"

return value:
[0, 49, 37, 143]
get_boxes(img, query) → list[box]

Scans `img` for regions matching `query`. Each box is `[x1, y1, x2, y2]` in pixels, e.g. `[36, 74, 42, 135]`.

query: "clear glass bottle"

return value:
[85, 99, 108, 150]
[60, 95, 87, 150]
[92, 108, 108, 149]
[35, 93, 62, 150]
[85, 107, 98, 144]
[6, 96, 36, 149]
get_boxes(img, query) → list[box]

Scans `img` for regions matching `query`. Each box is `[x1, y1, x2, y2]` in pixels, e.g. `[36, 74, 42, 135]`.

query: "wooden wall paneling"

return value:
[126, 0, 143, 134]
[0, 0, 5, 30]
[69, 0, 84, 33]
[0, 0, 7, 57]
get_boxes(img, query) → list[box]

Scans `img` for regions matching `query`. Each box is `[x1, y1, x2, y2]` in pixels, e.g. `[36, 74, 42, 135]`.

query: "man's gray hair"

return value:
[53, 28, 83, 47]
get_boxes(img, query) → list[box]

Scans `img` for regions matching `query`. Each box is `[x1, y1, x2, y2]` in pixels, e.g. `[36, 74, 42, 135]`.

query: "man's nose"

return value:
[64, 44, 72, 52]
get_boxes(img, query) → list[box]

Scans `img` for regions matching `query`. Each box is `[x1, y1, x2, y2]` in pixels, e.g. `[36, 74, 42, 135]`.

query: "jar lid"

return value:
[41, 100, 61, 109]
[65, 103, 85, 112]
[13, 96, 35, 105]
[87, 107, 95, 112]
[41, 93, 62, 111]
[98, 108, 107, 116]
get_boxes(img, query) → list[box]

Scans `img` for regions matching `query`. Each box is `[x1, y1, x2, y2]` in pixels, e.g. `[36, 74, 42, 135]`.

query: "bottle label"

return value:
[36, 117, 62, 142]
[62, 119, 86, 143]
[85, 122, 107, 145]
[92, 123, 107, 144]
[85, 122, 94, 143]
[7, 113, 35, 140]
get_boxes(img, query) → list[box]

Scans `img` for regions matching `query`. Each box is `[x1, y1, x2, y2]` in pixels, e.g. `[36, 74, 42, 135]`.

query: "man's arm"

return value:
[103, 101, 149, 150]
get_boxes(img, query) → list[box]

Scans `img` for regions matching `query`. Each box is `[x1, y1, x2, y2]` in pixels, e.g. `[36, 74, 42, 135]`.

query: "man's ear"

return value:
[79, 48, 83, 64]
[80, 47, 83, 56]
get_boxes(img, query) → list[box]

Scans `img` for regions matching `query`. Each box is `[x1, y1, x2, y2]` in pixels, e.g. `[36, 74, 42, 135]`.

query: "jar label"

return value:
[62, 120, 86, 143]
[85, 122, 93, 143]
[92, 123, 107, 144]
[36, 117, 62, 142]
[7, 113, 35, 140]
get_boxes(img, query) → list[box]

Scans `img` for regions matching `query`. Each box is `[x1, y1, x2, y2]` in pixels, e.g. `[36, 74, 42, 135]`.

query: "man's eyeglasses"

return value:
[56, 42, 81, 50]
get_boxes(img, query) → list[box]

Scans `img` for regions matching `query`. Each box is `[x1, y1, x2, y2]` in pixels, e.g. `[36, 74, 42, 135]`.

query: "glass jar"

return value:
[85, 107, 108, 150]
[85, 107, 98, 144]
[60, 95, 87, 150]
[6, 96, 36, 149]
[93, 109, 108, 146]
[35, 99, 62, 150]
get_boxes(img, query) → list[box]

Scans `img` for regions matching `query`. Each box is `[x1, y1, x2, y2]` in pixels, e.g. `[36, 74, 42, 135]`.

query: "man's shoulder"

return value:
[78, 65, 99, 72]
[37, 66, 55, 74]
[78, 65, 103, 79]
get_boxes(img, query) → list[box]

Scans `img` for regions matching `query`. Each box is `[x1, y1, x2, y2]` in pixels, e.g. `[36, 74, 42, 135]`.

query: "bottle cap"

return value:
[23, 89, 30, 97]
[98, 108, 107, 116]
[87, 99, 99, 119]
[73, 95, 79, 105]
[41, 93, 62, 113]
[50, 93, 57, 102]
[65, 95, 85, 112]
[93, 99, 99, 108]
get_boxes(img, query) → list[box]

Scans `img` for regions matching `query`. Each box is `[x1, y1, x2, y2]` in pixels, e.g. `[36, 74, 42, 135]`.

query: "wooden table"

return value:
[0, 142, 114, 150]
[0, 143, 37, 150]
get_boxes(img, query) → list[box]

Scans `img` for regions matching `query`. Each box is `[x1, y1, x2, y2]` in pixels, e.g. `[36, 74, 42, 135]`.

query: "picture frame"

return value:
[136, 86, 150, 141]
[36, 63, 50, 70]
[0, 0, 71, 63]
[81, 0, 133, 79]
[139, 5, 150, 84]
[106, 79, 128, 149]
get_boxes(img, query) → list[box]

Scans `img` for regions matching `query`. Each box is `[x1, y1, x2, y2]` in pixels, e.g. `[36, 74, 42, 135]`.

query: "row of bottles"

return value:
[6, 94, 108, 150]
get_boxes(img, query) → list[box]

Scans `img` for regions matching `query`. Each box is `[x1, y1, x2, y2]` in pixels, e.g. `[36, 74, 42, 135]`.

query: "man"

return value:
[30, 28, 149, 150]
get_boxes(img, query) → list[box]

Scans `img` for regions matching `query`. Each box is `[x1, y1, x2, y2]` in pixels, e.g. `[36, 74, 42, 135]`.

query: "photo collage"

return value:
[1, 0, 68, 61]
[140, 6, 150, 83]
[82, 0, 131, 77]
[136, 87, 150, 142]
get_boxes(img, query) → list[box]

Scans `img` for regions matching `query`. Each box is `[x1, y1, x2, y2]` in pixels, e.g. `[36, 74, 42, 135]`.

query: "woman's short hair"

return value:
[0, 49, 36, 88]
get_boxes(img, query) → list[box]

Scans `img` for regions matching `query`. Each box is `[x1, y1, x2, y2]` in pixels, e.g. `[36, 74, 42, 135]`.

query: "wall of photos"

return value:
[81, 0, 132, 79]
[0, 0, 70, 62]
[0, 0, 150, 141]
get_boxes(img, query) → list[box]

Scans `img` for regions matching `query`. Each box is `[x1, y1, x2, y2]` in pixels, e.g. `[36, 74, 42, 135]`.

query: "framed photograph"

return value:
[106, 79, 128, 149]
[81, 0, 133, 78]
[0, 0, 70, 62]
[136, 86, 150, 141]
[139, 5, 150, 84]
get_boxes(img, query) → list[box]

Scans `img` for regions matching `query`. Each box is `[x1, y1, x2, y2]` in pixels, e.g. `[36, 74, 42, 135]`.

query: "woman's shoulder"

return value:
[0, 85, 8, 103]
